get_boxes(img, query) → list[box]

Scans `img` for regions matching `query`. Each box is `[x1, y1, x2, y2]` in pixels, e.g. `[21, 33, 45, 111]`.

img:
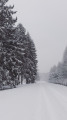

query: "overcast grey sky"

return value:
[8, 0, 67, 73]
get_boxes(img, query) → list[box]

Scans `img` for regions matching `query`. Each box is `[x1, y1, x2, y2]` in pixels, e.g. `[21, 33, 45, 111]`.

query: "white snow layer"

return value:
[0, 81, 67, 120]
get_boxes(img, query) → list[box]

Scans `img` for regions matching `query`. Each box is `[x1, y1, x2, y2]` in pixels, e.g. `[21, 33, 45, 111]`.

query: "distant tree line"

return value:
[49, 47, 67, 86]
[0, 0, 38, 89]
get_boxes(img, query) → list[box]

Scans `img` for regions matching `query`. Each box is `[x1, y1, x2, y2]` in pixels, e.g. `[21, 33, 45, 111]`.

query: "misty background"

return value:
[8, 0, 67, 73]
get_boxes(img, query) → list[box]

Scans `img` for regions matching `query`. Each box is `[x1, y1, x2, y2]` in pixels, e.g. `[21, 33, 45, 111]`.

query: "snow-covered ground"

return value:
[0, 81, 67, 120]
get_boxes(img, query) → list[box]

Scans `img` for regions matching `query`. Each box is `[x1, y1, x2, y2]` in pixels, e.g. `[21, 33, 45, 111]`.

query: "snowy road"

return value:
[0, 81, 67, 120]
[38, 82, 67, 120]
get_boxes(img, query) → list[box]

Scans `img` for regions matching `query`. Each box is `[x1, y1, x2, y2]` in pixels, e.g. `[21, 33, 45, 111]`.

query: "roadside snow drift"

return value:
[0, 81, 67, 120]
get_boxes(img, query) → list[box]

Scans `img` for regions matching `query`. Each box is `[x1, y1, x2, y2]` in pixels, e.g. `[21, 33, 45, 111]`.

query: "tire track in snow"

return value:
[47, 84, 67, 117]
[37, 82, 67, 120]
[37, 83, 57, 120]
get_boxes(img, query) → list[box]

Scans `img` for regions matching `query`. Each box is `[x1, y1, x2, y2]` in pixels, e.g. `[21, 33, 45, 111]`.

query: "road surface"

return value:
[0, 81, 67, 120]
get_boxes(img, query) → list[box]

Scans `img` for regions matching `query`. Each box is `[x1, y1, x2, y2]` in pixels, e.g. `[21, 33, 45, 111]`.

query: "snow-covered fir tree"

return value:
[0, 0, 17, 88]
[49, 46, 67, 85]
[0, 0, 38, 89]
[25, 33, 37, 83]
[62, 47, 67, 78]
[15, 24, 38, 84]
[49, 65, 57, 82]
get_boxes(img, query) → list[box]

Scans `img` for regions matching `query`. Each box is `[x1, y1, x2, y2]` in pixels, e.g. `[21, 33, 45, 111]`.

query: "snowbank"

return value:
[49, 78, 67, 86]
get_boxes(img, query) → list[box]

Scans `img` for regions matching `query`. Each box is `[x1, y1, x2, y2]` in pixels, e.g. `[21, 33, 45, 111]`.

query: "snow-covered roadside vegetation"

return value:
[49, 47, 67, 86]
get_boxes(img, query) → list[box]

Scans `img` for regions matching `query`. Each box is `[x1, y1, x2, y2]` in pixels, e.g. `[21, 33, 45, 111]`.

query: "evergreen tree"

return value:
[24, 33, 37, 83]
[0, 0, 38, 89]
[62, 47, 67, 78]
[49, 46, 67, 85]
[15, 24, 38, 84]
[49, 65, 57, 82]
[57, 62, 63, 79]
[0, 0, 17, 88]
[13, 24, 26, 84]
